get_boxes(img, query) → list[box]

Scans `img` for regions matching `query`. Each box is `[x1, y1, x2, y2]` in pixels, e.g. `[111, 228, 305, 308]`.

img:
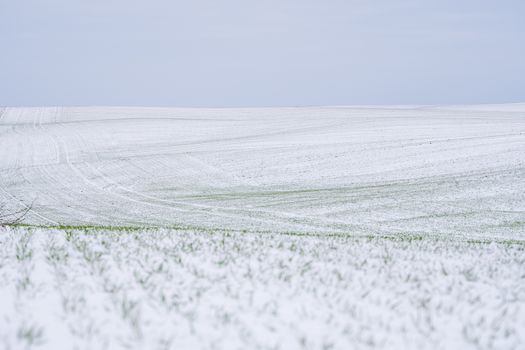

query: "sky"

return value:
[1, 0, 524, 107]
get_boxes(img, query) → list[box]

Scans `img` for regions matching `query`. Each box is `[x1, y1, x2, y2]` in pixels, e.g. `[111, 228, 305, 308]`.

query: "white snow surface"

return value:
[0, 227, 524, 350]
[1, 105, 524, 238]
[1, 105, 525, 349]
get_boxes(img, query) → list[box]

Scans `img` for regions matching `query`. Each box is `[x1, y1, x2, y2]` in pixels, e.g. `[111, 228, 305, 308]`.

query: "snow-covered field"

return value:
[1, 105, 524, 349]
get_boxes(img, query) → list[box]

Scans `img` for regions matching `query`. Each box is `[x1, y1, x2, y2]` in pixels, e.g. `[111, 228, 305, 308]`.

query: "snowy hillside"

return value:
[1, 105, 525, 349]
[1, 105, 524, 239]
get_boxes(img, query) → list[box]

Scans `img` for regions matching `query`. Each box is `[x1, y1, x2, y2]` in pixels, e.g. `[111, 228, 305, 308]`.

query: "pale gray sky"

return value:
[1, 0, 524, 106]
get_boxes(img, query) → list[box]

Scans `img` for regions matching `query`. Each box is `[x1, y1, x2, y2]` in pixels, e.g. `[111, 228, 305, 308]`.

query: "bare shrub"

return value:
[0, 201, 32, 226]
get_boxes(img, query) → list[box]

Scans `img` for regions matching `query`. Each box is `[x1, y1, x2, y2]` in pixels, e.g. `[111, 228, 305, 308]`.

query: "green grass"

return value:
[7, 222, 525, 246]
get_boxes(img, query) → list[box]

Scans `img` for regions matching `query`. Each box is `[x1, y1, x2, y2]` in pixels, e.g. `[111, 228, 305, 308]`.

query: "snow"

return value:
[1, 105, 524, 238]
[0, 227, 524, 350]
[0, 105, 524, 349]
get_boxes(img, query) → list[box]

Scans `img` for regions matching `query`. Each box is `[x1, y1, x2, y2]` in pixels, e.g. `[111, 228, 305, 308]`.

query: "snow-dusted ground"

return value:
[1, 227, 524, 350]
[0, 105, 524, 349]
[1, 106, 524, 238]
